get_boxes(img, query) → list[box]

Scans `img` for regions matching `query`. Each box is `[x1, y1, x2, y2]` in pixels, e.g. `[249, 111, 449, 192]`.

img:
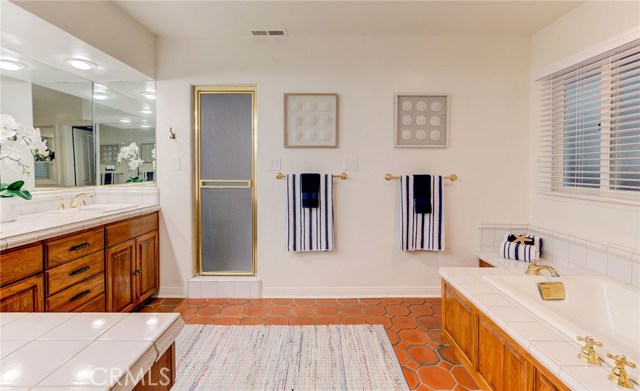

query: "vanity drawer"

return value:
[73, 294, 105, 312]
[45, 228, 104, 268]
[45, 251, 104, 296]
[46, 272, 105, 312]
[0, 243, 43, 287]
[106, 212, 158, 247]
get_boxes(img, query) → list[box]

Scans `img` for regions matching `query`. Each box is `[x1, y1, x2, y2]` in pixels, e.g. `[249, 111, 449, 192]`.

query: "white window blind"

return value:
[539, 39, 640, 203]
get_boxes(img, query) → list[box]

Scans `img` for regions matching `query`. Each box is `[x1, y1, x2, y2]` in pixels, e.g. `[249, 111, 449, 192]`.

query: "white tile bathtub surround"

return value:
[439, 267, 637, 390]
[477, 222, 640, 287]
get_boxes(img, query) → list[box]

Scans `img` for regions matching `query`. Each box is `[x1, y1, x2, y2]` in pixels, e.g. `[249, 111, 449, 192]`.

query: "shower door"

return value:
[194, 86, 256, 275]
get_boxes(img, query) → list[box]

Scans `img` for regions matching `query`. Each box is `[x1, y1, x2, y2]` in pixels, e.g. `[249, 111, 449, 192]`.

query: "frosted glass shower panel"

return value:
[200, 188, 253, 273]
[200, 93, 253, 179]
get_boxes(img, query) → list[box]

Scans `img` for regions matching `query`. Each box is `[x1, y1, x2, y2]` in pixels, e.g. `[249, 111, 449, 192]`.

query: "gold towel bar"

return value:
[384, 173, 458, 182]
[276, 172, 348, 180]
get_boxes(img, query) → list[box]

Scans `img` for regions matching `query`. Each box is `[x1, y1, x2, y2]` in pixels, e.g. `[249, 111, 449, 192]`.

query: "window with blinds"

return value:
[539, 39, 640, 203]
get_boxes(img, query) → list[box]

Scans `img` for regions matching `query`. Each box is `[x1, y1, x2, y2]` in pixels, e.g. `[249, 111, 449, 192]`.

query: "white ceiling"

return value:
[114, 0, 583, 38]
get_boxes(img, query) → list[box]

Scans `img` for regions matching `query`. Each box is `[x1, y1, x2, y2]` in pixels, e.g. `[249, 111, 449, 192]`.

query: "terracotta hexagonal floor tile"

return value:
[244, 305, 268, 316]
[409, 304, 435, 316]
[289, 317, 315, 326]
[272, 298, 293, 305]
[403, 298, 426, 305]
[416, 365, 456, 389]
[363, 305, 386, 316]
[393, 346, 408, 365]
[268, 305, 292, 316]
[386, 330, 400, 345]
[316, 306, 339, 316]
[386, 305, 410, 316]
[391, 316, 418, 330]
[249, 298, 271, 305]
[416, 384, 433, 391]
[176, 306, 198, 317]
[437, 345, 461, 364]
[401, 367, 420, 390]
[238, 317, 264, 325]
[213, 317, 239, 325]
[451, 366, 479, 389]
[407, 346, 439, 364]
[426, 329, 445, 344]
[161, 298, 185, 306]
[341, 316, 366, 325]
[381, 298, 404, 305]
[264, 316, 289, 325]
[416, 316, 441, 330]
[365, 316, 392, 328]
[337, 298, 358, 305]
[315, 299, 338, 305]
[293, 298, 315, 305]
[397, 341, 410, 350]
[358, 298, 380, 305]
[220, 305, 244, 317]
[399, 329, 429, 345]
[196, 305, 223, 316]
[405, 360, 420, 371]
[292, 305, 315, 316]
[228, 298, 249, 305]
[438, 361, 453, 371]
[182, 298, 206, 305]
[205, 298, 229, 305]
[315, 316, 342, 325]
[186, 316, 214, 324]
[339, 305, 362, 316]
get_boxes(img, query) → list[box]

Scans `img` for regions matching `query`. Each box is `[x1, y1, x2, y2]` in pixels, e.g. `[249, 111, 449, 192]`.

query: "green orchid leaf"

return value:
[7, 180, 24, 191]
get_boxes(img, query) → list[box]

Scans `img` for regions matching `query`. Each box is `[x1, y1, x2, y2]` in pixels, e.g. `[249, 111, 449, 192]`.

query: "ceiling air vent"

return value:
[251, 31, 268, 36]
[251, 30, 287, 37]
[268, 30, 285, 36]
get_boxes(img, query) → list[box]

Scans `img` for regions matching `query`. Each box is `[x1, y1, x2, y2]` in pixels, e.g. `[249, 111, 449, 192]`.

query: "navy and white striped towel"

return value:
[500, 241, 539, 262]
[286, 173, 334, 252]
[400, 175, 445, 251]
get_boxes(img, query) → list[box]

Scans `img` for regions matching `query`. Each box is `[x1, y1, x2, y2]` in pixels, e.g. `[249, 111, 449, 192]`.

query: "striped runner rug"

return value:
[172, 324, 409, 391]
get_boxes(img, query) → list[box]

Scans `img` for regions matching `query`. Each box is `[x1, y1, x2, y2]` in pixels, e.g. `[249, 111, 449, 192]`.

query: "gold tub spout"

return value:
[525, 260, 560, 277]
[606, 353, 636, 388]
[576, 336, 603, 365]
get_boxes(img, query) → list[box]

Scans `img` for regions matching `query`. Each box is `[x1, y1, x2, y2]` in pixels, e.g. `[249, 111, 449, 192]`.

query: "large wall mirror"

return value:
[0, 48, 156, 189]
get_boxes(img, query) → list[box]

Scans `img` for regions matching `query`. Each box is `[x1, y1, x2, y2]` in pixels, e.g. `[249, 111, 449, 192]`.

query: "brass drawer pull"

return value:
[69, 265, 91, 276]
[69, 242, 90, 252]
[70, 289, 91, 302]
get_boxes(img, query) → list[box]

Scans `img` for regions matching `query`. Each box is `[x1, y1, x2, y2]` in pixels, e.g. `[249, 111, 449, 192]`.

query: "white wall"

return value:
[530, 2, 640, 249]
[156, 35, 531, 296]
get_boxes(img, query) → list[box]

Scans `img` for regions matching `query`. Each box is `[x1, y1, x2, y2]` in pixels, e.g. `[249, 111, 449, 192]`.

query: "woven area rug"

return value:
[172, 324, 409, 391]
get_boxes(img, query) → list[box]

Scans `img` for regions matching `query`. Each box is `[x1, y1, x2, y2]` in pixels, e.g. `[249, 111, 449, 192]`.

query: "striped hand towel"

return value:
[400, 175, 445, 251]
[286, 173, 334, 252]
[500, 241, 539, 262]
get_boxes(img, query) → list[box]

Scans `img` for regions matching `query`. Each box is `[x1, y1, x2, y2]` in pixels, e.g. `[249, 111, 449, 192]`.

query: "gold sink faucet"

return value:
[70, 193, 94, 208]
[606, 353, 636, 388]
[577, 336, 602, 365]
[525, 260, 560, 277]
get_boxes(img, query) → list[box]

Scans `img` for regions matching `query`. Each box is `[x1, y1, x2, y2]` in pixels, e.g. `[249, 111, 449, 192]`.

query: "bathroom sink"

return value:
[47, 204, 139, 214]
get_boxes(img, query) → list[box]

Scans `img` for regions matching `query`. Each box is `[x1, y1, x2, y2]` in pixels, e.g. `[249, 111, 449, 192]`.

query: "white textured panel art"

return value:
[395, 94, 448, 147]
[285, 93, 338, 148]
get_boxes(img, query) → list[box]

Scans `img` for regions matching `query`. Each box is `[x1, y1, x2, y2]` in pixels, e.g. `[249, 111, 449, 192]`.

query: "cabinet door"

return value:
[443, 283, 476, 365]
[536, 369, 570, 391]
[505, 339, 533, 390]
[136, 231, 159, 303]
[106, 240, 136, 312]
[478, 317, 505, 391]
[0, 274, 44, 312]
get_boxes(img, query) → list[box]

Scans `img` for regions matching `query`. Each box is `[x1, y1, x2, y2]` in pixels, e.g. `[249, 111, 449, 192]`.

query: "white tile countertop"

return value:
[0, 204, 160, 251]
[0, 312, 184, 391]
[441, 254, 638, 391]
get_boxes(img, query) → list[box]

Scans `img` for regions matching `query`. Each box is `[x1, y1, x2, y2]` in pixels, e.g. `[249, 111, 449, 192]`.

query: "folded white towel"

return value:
[400, 175, 445, 251]
[286, 174, 334, 252]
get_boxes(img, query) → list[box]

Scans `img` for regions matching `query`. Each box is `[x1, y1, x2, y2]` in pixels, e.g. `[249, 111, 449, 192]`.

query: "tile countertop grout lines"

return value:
[0, 204, 160, 250]
[443, 253, 640, 391]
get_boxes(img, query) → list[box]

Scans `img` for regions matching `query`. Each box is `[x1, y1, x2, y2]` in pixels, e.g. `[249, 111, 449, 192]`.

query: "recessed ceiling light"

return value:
[65, 58, 97, 70]
[93, 92, 109, 100]
[140, 124, 150, 128]
[0, 60, 26, 71]
[119, 119, 131, 123]
[140, 109, 152, 114]
[141, 91, 156, 100]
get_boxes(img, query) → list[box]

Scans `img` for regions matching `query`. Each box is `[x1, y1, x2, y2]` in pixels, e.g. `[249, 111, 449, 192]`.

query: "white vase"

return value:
[0, 197, 18, 223]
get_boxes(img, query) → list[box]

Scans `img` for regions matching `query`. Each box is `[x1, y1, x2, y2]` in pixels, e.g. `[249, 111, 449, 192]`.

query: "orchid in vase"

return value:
[117, 142, 144, 182]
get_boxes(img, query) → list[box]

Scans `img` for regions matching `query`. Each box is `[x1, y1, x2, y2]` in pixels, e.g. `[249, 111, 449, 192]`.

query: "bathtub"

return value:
[483, 274, 640, 381]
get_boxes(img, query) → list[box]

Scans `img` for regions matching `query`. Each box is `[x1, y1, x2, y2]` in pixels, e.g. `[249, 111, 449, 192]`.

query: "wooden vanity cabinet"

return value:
[442, 280, 570, 391]
[105, 213, 159, 312]
[0, 243, 44, 312]
[478, 259, 494, 268]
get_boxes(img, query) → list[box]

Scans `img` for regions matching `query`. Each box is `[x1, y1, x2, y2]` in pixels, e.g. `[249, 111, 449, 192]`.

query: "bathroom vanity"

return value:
[0, 205, 160, 313]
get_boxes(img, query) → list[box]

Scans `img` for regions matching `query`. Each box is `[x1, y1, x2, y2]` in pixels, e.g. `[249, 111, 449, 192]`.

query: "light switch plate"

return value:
[343, 157, 358, 171]
[171, 156, 180, 171]
[268, 157, 281, 171]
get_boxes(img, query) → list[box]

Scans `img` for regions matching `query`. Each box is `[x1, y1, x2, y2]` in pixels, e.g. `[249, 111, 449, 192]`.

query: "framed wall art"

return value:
[394, 94, 448, 148]
[284, 93, 338, 148]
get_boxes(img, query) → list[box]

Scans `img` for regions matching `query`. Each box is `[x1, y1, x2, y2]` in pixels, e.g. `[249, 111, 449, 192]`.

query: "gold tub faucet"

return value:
[606, 353, 636, 388]
[576, 336, 602, 365]
[70, 193, 94, 208]
[525, 260, 560, 277]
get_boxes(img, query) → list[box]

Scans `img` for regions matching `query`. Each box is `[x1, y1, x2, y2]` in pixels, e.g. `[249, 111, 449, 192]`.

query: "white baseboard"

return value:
[261, 285, 441, 298]
[157, 287, 188, 298]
